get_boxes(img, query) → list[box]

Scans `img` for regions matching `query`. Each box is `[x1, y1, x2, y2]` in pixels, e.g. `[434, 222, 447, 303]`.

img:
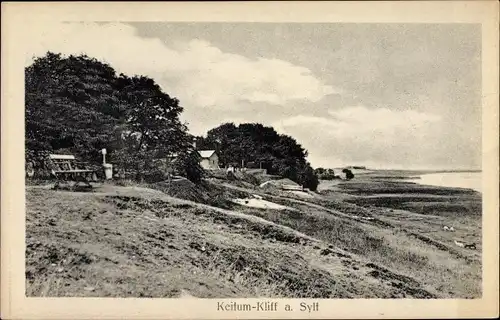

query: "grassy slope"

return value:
[26, 170, 481, 298]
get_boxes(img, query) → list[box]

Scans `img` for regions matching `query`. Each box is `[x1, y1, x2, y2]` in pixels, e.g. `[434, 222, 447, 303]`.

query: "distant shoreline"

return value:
[360, 169, 481, 174]
[412, 169, 481, 173]
[348, 168, 482, 193]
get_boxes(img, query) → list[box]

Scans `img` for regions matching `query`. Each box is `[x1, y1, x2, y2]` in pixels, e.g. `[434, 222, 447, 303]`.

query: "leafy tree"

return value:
[173, 150, 204, 183]
[298, 162, 319, 191]
[194, 135, 221, 155]
[204, 122, 240, 167]
[201, 122, 319, 190]
[25, 52, 204, 183]
[342, 168, 355, 180]
[315, 167, 326, 175]
[112, 74, 196, 180]
[25, 52, 120, 164]
[314, 167, 340, 180]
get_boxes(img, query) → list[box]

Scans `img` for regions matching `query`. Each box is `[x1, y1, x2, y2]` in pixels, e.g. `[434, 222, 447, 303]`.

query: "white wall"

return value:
[200, 159, 211, 169]
[200, 154, 219, 169]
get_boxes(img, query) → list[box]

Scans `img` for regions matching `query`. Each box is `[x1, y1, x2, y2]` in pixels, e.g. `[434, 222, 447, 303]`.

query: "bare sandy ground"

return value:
[231, 197, 292, 210]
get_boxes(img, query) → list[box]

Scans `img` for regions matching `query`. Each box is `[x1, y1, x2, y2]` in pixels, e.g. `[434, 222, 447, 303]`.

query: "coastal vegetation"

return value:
[26, 52, 202, 183]
[25, 52, 318, 188]
[25, 52, 482, 299]
[26, 171, 482, 298]
[196, 123, 319, 190]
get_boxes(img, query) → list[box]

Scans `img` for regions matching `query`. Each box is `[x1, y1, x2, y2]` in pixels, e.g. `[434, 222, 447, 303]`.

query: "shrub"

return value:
[297, 163, 319, 191]
[342, 169, 355, 180]
[25, 150, 52, 179]
[173, 151, 205, 184]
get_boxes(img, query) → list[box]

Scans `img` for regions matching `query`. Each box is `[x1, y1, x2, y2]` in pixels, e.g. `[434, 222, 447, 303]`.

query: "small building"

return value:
[198, 150, 219, 170]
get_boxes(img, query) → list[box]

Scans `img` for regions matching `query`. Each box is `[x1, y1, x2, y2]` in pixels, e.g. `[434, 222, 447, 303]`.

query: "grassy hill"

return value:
[25, 170, 481, 298]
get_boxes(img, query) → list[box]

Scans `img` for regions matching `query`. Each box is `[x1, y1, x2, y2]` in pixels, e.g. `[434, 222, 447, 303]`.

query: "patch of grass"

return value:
[190, 246, 346, 298]
[236, 202, 480, 298]
[25, 188, 351, 298]
[338, 180, 477, 196]
[400, 201, 481, 217]
[26, 176, 481, 299]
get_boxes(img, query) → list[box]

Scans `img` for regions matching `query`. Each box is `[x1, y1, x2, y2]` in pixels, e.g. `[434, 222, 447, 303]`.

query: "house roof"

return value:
[198, 150, 216, 158]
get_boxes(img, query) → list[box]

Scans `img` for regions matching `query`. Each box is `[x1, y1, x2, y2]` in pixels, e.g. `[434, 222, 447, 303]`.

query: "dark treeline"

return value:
[196, 123, 319, 191]
[314, 168, 338, 180]
[314, 167, 354, 180]
[26, 52, 319, 189]
[25, 52, 202, 182]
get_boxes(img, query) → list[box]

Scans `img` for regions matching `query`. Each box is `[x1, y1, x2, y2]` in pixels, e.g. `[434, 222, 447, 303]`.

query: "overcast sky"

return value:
[25, 22, 482, 170]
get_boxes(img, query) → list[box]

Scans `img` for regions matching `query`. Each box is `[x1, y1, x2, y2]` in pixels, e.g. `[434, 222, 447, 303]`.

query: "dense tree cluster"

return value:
[196, 123, 319, 191]
[25, 52, 202, 182]
[314, 168, 338, 180]
[26, 52, 320, 189]
[314, 167, 355, 180]
[342, 168, 355, 180]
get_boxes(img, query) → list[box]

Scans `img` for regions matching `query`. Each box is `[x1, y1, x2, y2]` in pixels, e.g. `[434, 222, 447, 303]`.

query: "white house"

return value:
[198, 150, 220, 170]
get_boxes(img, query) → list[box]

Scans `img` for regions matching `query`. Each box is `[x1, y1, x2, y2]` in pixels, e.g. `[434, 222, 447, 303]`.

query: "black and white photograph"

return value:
[2, 1, 499, 319]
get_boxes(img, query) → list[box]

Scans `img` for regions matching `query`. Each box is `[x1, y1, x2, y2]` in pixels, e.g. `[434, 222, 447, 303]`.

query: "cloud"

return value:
[24, 22, 336, 110]
[274, 106, 447, 169]
[24, 22, 480, 170]
[277, 106, 440, 139]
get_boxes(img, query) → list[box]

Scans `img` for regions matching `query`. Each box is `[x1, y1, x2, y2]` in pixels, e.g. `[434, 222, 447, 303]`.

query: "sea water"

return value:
[415, 171, 482, 193]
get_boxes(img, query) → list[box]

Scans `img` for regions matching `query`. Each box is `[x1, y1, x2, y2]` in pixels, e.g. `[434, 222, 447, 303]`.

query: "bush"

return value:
[143, 168, 169, 183]
[298, 164, 319, 191]
[342, 169, 355, 180]
[173, 151, 205, 184]
[25, 150, 52, 179]
[317, 173, 337, 180]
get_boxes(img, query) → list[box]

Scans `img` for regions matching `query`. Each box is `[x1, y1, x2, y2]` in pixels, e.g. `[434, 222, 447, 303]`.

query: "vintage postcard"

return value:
[1, 1, 499, 319]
